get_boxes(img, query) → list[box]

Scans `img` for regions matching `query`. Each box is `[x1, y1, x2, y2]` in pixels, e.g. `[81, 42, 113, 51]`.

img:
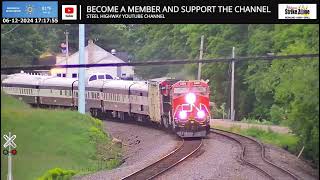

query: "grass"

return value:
[1, 92, 122, 180]
[240, 117, 274, 125]
[214, 125, 300, 153]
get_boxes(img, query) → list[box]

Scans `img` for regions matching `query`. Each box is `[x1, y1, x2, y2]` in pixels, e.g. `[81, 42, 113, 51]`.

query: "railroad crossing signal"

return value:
[3, 133, 16, 149]
[3, 132, 16, 180]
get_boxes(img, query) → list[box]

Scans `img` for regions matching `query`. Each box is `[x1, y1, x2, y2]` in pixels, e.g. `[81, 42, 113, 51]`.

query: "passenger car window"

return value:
[98, 75, 104, 79]
[89, 75, 97, 81]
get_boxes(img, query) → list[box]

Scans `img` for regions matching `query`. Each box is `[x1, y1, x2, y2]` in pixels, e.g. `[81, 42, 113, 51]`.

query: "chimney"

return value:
[88, 39, 94, 64]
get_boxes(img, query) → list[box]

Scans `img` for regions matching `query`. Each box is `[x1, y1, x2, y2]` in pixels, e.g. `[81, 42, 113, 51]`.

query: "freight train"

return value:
[1, 72, 211, 137]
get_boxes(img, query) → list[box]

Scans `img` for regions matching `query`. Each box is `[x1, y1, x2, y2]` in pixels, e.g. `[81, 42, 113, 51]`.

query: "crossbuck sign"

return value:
[3, 133, 16, 148]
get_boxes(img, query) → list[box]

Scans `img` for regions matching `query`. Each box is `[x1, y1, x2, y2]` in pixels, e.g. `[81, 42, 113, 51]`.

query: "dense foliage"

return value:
[1, 24, 318, 166]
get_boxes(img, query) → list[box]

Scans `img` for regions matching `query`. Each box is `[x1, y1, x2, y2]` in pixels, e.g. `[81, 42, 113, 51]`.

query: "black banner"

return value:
[1, 0, 319, 24]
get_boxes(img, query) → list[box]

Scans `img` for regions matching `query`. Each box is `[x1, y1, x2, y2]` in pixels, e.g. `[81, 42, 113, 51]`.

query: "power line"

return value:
[1, 53, 318, 71]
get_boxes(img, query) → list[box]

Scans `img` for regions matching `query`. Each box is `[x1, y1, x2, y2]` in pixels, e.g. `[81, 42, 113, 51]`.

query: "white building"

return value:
[51, 40, 134, 80]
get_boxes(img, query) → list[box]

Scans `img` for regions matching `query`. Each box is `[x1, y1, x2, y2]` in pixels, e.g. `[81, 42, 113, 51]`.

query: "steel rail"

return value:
[211, 128, 300, 180]
[121, 138, 203, 180]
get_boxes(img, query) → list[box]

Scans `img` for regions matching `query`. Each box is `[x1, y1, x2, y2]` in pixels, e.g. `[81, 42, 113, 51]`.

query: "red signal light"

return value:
[11, 149, 17, 155]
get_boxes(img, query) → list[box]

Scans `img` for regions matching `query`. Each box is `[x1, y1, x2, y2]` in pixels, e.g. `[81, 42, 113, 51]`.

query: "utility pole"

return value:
[7, 132, 12, 180]
[197, 35, 204, 80]
[78, 24, 85, 114]
[64, 30, 69, 76]
[230, 47, 235, 121]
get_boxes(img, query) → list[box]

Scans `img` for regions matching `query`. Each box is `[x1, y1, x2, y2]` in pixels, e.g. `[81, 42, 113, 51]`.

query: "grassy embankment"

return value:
[213, 124, 299, 153]
[1, 92, 122, 180]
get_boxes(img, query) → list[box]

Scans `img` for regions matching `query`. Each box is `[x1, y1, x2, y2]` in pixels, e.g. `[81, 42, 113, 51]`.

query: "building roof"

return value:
[114, 51, 131, 62]
[56, 42, 126, 65]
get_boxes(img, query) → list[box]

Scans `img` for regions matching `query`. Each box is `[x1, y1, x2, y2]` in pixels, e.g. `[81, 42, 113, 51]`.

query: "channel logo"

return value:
[278, 4, 317, 19]
[65, 7, 73, 14]
[62, 5, 77, 20]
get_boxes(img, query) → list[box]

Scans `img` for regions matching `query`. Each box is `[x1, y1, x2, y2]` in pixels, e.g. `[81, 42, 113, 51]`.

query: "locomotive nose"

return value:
[185, 93, 196, 104]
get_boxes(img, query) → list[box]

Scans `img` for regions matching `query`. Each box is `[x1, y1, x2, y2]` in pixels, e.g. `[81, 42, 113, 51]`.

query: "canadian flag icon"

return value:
[65, 7, 74, 14]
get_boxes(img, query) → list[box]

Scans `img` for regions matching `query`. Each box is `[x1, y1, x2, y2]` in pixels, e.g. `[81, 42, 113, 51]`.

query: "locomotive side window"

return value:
[60, 90, 62, 95]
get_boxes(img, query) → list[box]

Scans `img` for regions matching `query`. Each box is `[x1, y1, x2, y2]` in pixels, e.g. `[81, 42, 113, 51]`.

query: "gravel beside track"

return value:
[264, 144, 319, 180]
[213, 129, 299, 180]
[157, 132, 269, 180]
[74, 121, 318, 180]
[73, 120, 179, 180]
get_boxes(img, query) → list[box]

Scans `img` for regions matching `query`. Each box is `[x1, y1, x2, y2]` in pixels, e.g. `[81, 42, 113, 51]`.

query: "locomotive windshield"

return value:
[173, 86, 207, 94]
[191, 86, 207, 93]
[173, 87, 188, 94]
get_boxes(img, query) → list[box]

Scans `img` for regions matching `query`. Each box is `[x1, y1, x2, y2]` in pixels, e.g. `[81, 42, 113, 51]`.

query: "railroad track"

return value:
[211, 128, 300, 180]
[121, 138, 202, 180]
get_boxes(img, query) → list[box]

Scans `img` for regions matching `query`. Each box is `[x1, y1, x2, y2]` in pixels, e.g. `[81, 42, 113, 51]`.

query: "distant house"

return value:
[51, 40, 134, 80]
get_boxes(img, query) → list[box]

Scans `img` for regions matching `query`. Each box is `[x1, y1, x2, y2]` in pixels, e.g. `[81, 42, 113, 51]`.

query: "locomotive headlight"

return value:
[185, 93, 196, 104]
[179, 111, 187, 119]
[197, 110, 206, 119]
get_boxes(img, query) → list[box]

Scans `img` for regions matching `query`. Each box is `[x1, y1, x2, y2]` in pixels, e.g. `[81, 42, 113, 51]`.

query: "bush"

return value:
[89, 117, 103, 129]
[212, 102, 228, 119]
[37, 168, 76, 180]
[270, 105, 287, 125]
[88, 126, 106, 143]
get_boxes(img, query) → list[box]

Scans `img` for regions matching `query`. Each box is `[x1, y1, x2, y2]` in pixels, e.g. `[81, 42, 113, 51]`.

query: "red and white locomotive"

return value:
[1, 73, 210, 138]
[171, 81, 210, 137]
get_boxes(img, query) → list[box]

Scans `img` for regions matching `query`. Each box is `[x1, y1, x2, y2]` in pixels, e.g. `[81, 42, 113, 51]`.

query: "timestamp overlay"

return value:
[2, 1, 58, 24]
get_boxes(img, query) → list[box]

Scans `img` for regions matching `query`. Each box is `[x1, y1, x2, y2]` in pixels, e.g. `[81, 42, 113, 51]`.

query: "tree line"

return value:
[1, 24, 318, 166]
